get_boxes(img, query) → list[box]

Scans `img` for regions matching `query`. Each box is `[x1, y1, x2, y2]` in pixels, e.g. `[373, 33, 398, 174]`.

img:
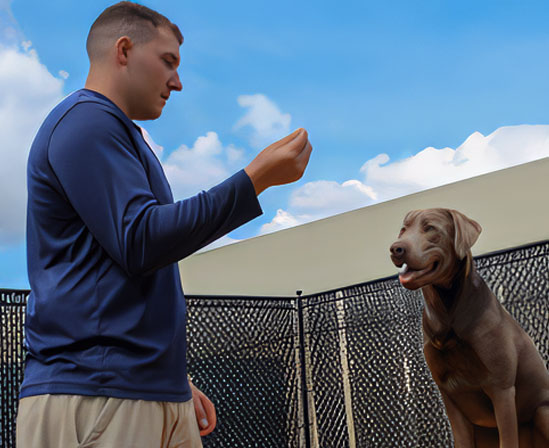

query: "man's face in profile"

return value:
[125, 26, 182, 120]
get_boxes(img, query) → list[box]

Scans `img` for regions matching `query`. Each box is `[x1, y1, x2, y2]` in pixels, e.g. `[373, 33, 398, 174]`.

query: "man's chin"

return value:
[134, 109, 163, 121]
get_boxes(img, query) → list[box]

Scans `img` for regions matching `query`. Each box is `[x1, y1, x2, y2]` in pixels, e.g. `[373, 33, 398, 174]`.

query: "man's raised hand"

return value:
[245, 128, 312, 195]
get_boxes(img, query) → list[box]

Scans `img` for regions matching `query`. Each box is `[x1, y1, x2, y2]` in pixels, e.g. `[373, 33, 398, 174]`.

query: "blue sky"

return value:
[1, 0, 549, 289]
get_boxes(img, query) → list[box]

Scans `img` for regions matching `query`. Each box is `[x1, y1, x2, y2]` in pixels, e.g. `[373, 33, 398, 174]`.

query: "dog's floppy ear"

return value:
[449, 209, 482, 260]
[403, 209, 421, 225]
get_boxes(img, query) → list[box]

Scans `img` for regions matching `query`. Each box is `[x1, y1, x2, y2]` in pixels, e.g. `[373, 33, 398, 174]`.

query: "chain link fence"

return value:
[2, 241, 548, 447]
[0, 289, 27, 448]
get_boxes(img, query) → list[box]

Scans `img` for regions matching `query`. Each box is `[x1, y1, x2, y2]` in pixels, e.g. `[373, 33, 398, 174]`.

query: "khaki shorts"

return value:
[16, 394, 203, 448]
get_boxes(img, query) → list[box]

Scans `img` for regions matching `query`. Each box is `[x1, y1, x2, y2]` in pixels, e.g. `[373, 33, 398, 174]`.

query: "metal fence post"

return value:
[296, 290, 311, 448]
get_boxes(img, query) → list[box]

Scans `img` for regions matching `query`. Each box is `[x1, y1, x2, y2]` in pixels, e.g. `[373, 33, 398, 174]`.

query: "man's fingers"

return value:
[297, 140, 313, 167]
[193, 394, 208, 428]
[245, 127, 311, 193]
[289, 141, 312, 181]
[198, 393, 217, 436]
[282, 130, 310, 158]
[270, 128, 306, 150]
[286, 128, 306, 143]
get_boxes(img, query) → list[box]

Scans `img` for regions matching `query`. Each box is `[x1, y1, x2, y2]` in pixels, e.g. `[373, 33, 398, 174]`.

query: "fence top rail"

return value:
[0, 289, 30, 305]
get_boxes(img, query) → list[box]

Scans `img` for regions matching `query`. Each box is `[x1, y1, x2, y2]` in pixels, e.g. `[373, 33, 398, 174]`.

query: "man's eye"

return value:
[163, 59, 173, 68]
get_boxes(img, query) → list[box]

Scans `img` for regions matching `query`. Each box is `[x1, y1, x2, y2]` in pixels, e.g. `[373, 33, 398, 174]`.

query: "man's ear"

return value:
[115, 36, 133, 66]
[449, 209, 482, 259]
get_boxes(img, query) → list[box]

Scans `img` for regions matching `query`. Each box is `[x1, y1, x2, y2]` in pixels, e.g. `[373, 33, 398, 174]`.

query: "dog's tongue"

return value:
[399, 264, 432, 287]
[398, 263, 414, 286]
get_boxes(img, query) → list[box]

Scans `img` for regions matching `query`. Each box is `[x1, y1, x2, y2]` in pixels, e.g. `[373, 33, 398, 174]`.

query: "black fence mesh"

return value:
[0, 289, 28, 448]
[1, 241, 548, 447]
[186, 297, 301, 447]
[301, 281, 454, 448]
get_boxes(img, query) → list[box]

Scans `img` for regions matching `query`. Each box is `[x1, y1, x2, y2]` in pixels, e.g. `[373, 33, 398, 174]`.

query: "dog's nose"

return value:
[390, 242, 406, 258]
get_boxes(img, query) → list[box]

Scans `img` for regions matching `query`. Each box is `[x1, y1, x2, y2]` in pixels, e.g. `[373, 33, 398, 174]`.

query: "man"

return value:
[16, 2, 312, 447]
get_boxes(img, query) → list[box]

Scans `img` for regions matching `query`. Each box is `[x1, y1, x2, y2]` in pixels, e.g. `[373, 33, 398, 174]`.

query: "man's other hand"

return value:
[190, 380, 217, 436]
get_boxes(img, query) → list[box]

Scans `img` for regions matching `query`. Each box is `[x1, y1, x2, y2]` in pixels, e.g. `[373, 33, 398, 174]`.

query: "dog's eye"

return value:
[398, 227, 405, 237]
[423, 225, 434, 232]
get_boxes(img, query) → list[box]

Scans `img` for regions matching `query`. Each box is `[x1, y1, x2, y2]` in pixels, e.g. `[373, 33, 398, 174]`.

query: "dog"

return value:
[389, 208, 549, 448]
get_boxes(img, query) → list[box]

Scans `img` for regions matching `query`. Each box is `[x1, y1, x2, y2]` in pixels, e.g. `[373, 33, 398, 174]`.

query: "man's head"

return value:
[86, 1, 183, 61]
[85, 2, 183, 120]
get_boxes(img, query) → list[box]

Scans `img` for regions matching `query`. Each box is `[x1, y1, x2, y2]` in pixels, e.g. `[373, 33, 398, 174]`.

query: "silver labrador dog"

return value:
[390, 208, 549, 448]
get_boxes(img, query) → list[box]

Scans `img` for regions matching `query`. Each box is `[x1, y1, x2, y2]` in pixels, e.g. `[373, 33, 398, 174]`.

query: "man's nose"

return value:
[168, 71, 182, 91]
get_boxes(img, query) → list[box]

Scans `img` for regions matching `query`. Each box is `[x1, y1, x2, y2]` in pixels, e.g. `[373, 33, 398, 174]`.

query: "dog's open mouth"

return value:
[398, 261, 439, 288]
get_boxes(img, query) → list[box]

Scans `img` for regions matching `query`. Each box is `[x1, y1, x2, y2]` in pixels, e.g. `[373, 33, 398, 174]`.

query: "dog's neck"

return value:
[424, 257, 470, 310]
[422, 255, 489, 332]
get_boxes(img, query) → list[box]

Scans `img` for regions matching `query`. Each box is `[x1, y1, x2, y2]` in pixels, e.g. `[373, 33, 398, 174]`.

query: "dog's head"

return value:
[389, 208, 482, 290]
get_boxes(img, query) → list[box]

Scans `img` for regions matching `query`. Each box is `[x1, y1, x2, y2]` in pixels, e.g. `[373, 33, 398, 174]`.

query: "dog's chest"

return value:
[425, 328, 489, 392]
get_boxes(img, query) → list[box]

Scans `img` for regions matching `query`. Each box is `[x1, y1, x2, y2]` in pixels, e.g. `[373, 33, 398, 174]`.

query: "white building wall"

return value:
[179, 157, 549, 297]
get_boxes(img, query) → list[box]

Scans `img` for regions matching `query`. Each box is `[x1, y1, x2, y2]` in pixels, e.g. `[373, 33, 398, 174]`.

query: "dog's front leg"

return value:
[439, 390, 475, 448]
[487, 386, 519, 448]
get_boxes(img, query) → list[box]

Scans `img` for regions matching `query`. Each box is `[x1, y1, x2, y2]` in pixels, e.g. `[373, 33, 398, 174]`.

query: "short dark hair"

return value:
[86, 1, 183, 60]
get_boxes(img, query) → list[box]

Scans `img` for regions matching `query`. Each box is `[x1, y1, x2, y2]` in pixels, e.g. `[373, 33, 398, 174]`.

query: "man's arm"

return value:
[48, 103, 311, 276]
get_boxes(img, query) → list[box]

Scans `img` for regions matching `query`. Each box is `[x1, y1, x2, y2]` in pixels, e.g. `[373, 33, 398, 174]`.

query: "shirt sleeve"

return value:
[48, 102, 262, 276]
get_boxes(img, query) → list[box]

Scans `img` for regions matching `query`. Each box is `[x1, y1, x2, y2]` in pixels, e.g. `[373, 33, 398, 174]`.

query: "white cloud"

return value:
[227, 145, 244, 163]
[161, 131, 245, 200]
[260, 124, 549, 234]
[291, 180, 377, 211]
[58, 70, 69, 80]
[0, 1, 22, 48]
[260, 209, 303, 235]
[259, 180, 377, 235]
[360, 125, 549, 202]
[0, 45, 64, 249]
[234, 94, 291, 149]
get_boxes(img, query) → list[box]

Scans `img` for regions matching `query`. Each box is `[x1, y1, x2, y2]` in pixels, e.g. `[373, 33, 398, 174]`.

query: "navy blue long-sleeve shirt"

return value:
[21, 89, 262, 402]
